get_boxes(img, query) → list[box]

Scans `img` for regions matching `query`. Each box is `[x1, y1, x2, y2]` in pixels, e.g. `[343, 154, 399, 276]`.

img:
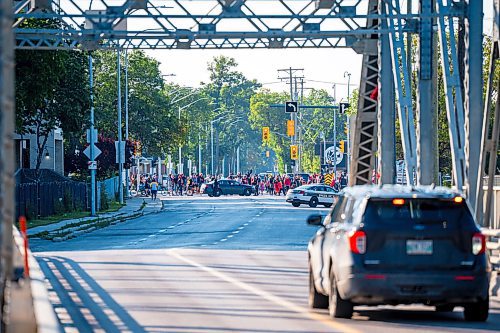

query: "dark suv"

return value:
[307, 185, 490, 321]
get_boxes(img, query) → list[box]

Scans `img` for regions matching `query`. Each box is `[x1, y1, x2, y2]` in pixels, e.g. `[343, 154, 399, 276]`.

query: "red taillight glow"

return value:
[349, 230, 366, 254]
[454, 196, 464, 203]
[392, 198, 405, 206]
[455, 276, 475, 281]
[299, 191, 305, 195]
[364, 274, 386, 280]
[472, 232, 486, 255]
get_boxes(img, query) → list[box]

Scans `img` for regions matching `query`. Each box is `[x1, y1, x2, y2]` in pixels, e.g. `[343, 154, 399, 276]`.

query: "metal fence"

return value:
[16, 181, 88, 219]
[483, 176, 500, 187]
[96, 176, 119, 211]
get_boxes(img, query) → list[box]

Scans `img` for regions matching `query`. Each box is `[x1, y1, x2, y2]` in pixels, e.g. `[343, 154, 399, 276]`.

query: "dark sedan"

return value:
[201, 179, 254, 197]
[307, 185, 490, 321]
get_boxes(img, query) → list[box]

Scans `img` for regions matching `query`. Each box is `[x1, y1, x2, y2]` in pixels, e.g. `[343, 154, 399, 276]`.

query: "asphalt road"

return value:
[32, 196, 500, 333]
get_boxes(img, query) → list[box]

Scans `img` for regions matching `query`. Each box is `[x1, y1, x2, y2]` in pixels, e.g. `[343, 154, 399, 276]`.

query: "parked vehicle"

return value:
[201, 179, 254, 197]
[307, 185, 490, 321]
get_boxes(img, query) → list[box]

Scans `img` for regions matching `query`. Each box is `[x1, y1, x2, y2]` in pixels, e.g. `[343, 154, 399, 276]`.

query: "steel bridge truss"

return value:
[11, 1, 485, 210]
[14, 0, 451, 50]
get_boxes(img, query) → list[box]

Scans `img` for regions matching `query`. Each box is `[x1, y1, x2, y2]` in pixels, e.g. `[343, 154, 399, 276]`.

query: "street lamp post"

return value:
[177, 96, 210, 174]
[344, 71, 351, 179]
[125, 49, 129, 198]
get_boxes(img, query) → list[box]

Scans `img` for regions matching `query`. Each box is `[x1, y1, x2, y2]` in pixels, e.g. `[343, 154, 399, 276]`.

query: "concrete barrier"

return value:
[11, 227, 60, 333]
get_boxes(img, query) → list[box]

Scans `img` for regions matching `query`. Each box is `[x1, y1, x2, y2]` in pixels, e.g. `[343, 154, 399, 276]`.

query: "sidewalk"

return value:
[28, 197, 163, 237]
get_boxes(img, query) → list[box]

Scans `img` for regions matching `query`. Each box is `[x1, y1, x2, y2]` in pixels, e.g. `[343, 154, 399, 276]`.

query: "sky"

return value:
[144, 0, 495, 100]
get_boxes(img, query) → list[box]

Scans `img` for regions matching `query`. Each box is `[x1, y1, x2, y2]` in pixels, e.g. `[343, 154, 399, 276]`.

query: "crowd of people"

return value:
[131, 170, 349, 199]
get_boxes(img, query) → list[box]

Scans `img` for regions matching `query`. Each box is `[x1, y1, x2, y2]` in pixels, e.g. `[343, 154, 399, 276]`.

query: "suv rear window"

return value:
[363, 199, 474, 228]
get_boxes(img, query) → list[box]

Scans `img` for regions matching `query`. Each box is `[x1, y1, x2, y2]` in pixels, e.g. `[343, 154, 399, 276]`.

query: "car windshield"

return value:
[363, 199, 474, 227]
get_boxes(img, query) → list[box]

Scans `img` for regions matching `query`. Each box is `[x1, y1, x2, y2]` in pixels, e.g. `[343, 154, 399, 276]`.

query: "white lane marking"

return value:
[232, 230, 240, 234]
[243, 223, 249, 226]
[167, 250, 360, 333]
[237, 227, 244, 230]
[148, 235, 155, 238]
[220, 239, 227, 242]
[227, 235, 234, 238]
[139, 238, 147, 242]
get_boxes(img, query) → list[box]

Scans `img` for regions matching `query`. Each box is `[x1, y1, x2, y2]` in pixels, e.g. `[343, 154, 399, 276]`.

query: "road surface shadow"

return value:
[37, 256, 146, 333]
[351, 304, 500, 331]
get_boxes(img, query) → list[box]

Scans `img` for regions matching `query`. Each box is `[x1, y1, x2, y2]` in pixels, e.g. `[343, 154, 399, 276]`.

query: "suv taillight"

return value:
[299, 190, 305, 195]
[349, 230, 366, 254]
[472, 232, 486, 255]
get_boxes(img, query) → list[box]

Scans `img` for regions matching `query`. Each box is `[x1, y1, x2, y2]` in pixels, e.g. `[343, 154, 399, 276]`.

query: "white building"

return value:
[14, 127, 64, 174]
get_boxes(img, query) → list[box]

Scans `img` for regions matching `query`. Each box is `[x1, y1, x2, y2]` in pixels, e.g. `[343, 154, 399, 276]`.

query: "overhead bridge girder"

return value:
[12, 0, 442, 50]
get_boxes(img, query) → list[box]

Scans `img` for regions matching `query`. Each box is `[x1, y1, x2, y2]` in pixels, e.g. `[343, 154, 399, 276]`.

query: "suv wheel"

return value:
[329, 270, 353, 319]
[464, 297, 489, 322]
[323, 203, 332, 208]
[292, 202, 300, 207]
[308, 265, 328, 309]
[244, 188, 252, 196]
[309, 197, 319, 208]
[214, 189, 222, 197]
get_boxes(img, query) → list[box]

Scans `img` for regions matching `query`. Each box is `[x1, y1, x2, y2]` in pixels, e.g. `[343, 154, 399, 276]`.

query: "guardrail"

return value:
[482, 228, 500, 270]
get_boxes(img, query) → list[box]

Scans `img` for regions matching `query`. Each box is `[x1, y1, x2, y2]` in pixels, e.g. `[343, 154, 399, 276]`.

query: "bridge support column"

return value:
[417, 0, 438, 185]
[0, 0, 16, 319]
[465, 0, 484, 213]
[377, 0, 396, 185]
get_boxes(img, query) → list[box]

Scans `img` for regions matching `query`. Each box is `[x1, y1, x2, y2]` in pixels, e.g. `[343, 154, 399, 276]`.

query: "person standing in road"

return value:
[151, 179, 159, 201]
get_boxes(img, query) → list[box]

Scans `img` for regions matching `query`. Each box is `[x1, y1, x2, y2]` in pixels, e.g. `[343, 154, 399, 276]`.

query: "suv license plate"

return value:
[406, 240, 433, 255]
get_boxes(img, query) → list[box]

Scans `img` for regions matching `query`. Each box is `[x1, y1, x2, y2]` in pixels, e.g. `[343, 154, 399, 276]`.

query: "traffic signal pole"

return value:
[117, 48, 124, 205]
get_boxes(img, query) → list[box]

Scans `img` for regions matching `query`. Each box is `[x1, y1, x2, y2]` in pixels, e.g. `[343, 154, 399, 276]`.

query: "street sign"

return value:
[325, 146, 344, 165]
[88, 161, 97, 170]
[339, 102, 350, 114]
[285, 101, 298, 113]
[86, 129, 98, 143]
[115, 140, 126, 164]
[83, 145, 102, 160]
[287, 120, 295, 136]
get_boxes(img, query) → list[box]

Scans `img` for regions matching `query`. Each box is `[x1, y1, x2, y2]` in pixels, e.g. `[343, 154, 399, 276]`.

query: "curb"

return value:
[38, 200, 164, 242]
[48, 211, 144, 242]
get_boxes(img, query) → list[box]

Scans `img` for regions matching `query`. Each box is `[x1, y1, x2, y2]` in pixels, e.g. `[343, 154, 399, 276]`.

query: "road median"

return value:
[28, 198, 163, 242]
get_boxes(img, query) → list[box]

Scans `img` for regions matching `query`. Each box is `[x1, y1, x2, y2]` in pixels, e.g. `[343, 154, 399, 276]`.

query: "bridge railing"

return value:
[482, 228, 500, 271]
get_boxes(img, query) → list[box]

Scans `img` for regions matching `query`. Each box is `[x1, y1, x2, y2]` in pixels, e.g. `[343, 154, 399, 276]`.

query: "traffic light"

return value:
[262, 126, 270, 143]
[287, 120, 295, 137]
[339, 140, 345, 153]
[344, 123, 348, 134]
[266, 150, 270, 158]
[124, 140, 134, 169]
[290, 145, 298, 160]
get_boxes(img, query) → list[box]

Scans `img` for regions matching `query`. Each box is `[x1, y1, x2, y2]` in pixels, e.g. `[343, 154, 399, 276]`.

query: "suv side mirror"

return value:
[307, 214, 323, 226]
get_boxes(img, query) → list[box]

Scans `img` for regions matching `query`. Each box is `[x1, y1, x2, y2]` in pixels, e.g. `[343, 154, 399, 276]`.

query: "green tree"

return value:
[201, 56, 261, 174]
[16, 49, 90, 171]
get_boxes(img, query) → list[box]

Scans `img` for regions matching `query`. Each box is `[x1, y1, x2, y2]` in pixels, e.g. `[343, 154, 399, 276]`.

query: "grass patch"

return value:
[100, 201, 125, 213]
[26, 211, 90, 229]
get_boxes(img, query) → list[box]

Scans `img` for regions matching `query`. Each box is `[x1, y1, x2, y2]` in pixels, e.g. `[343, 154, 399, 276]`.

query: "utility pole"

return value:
[117, 48, 124, 204]
[124, 49, 129, 198]
[278, 67, 304, 173]
[89, 54, 97, 215]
